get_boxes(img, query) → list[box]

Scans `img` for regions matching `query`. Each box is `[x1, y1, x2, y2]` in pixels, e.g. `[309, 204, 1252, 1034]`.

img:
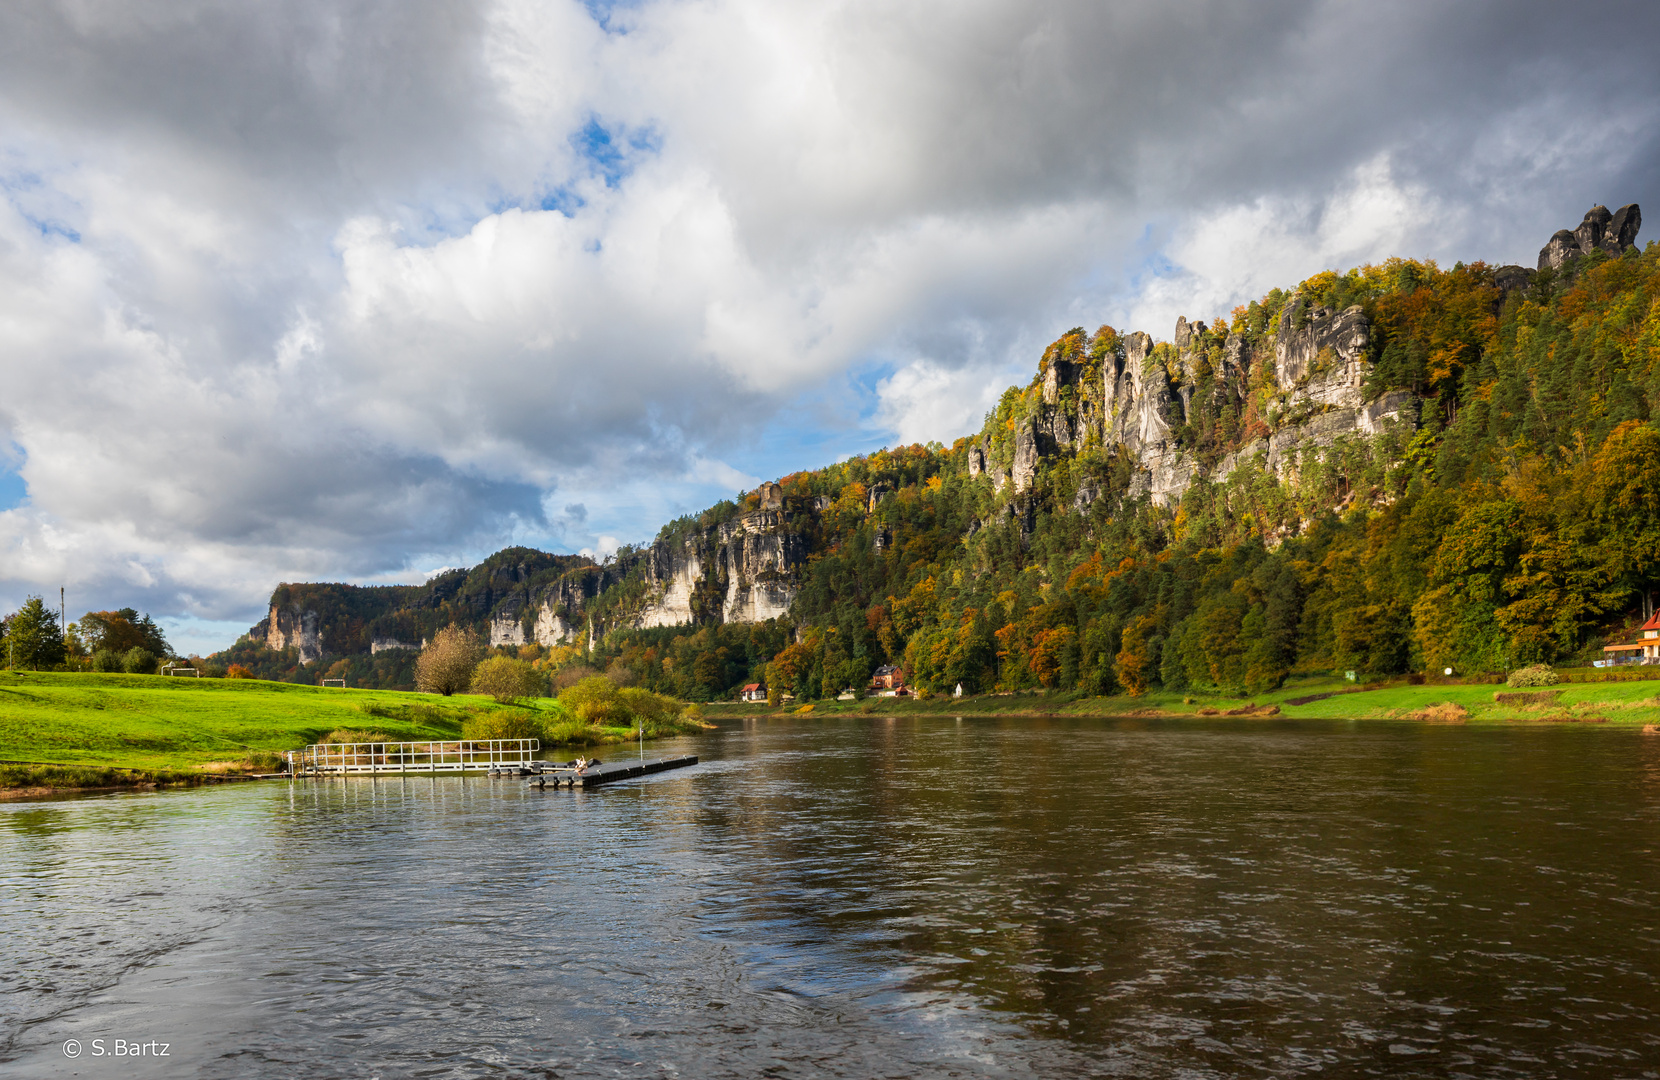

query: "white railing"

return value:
[285, 739, 539, 775]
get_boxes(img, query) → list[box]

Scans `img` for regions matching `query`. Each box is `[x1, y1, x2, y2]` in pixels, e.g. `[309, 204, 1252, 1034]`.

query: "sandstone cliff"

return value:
[977, 203, 1639, 513]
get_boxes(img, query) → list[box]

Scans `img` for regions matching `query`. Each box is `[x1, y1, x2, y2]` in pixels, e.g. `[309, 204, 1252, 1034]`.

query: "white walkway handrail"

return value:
[285, 738, 539, 775]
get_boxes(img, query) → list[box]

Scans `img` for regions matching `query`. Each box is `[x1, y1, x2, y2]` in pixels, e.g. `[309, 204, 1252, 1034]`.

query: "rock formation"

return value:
[1000, 203, 1641, 510]
[1539, 203, 1642, 270]
[258, 604, 323, 663]
[628, 506, 806, 629]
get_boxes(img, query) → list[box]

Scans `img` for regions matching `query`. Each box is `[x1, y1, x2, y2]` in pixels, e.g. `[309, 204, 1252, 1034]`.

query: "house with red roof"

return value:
[1602, 611, 1660, 664]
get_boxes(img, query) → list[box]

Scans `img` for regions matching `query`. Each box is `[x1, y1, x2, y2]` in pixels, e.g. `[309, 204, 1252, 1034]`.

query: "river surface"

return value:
[4, 716, 1660, 1078]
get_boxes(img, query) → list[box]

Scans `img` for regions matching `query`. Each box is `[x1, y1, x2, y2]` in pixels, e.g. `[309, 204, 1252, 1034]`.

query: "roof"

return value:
[873, 665, 900, 676]
[741, 683, 762, 691]
[1642, 611, 1660, 632]
[1603, 642, 1648, 652]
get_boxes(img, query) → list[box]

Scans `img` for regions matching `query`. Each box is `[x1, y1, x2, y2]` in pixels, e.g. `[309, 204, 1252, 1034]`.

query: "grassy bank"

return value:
[0, 762, 216, 799]
[703, 674, 1660, 726]
[0, 670, 702, 784]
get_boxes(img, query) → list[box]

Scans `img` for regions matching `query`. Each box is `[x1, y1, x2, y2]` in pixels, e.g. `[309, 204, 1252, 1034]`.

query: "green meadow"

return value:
[0, 670, 559, 775]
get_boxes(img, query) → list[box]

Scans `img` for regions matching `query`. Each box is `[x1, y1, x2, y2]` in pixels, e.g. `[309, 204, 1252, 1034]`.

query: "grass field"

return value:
[0, 670, 576, 775]
[703, 673, 1660, 726]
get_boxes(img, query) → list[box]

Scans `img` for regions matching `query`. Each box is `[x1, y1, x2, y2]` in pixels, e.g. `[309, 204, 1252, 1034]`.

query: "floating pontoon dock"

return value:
[516, 754, 699, 789]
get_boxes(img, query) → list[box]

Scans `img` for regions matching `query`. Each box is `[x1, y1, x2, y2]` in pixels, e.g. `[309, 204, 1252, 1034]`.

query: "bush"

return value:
[462, 708, 545, 741]
[551, 662, 601, 691]
[1507, 664, 1559, 688]
[557, 677, 688, 734]
[470, 656, 545, 704]
[559, 675, 628, 725]
[121, 647, 157, 675]
[226, 664, 254, 679]
[317, 728, 388, 745]
[91, 649, 123, 673]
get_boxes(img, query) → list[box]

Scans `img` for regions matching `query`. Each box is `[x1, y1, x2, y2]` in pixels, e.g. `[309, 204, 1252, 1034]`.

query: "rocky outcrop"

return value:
[1273, 303, 1370, 409]
[1539, 203, 1642, 269]
[1214, 390, 1417, 481]
[261, 603, 323, 663]
[631, 506, 806, 628]
[982, 207, 1645, 510]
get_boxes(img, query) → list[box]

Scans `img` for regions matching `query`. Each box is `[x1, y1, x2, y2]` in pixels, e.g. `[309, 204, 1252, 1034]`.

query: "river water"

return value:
[4, 716, 1659, 1078]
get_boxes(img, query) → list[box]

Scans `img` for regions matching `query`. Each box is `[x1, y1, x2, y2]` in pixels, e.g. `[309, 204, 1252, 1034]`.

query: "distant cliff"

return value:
[242, 496, 814, 660]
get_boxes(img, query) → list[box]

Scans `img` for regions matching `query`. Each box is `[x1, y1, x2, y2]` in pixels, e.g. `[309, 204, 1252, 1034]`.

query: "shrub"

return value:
[470, 656, 545, 704]
[559, 675, 628, 725]
[91, 649, 123, 673]
[462, 708, 544, 741]
[225, 664, 254, 679]
[318, 728, 388, 745]
[1408, 702, 1469, 723]
[121, 647, 157, 675]
[618, 686, 675, 726]
[551, 662, 601, 691]
[540, 717, 611, 746]
[1507, 664, 1559, 688]
[557, 678, 687, 733]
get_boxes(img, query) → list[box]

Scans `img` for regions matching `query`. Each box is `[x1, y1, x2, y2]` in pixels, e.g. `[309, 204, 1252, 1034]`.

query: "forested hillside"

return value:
[217, 206, 1660, 700]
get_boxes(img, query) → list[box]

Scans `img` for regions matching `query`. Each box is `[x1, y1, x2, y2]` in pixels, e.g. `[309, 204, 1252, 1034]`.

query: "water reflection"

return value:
[3, 718, 1658, 1078]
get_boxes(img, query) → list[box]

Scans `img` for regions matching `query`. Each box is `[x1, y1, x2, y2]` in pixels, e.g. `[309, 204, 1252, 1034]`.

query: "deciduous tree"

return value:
[471, 656, 545, 704]
[415, 626, 484, 696]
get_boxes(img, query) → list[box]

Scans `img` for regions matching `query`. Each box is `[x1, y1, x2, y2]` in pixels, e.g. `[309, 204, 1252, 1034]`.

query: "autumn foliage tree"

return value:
[416, 626, 484, 696]
[470, 656, 545, 704]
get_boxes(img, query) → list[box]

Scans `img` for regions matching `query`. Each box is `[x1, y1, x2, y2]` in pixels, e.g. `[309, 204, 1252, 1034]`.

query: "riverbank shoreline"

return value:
[702, 673, 1660, 726]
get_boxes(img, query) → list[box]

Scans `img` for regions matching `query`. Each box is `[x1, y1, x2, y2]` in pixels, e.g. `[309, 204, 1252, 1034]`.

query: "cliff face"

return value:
[260, 604, 323, 663]
[994, 204, 1639, 510]
[630, 507, 806, 628]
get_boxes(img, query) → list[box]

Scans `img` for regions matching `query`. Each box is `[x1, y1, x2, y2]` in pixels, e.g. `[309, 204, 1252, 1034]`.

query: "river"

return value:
[3, 715, 1659, 1078]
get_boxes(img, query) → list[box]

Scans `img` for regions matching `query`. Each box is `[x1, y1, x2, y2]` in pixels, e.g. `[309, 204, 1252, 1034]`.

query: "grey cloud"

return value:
[2, 0, 1659, 633]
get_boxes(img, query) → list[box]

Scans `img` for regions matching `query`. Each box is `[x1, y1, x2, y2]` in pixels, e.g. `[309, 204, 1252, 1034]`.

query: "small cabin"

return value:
[1602, 611, 1660, 665]
[740, 682, 767, 702]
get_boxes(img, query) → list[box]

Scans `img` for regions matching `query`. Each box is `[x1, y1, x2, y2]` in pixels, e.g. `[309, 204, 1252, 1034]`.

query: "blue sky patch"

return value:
[572, 117, 662, 189]
[538, 186, 586, 217]
[581, 0, 640, 35]
[0, 464, 25, 510]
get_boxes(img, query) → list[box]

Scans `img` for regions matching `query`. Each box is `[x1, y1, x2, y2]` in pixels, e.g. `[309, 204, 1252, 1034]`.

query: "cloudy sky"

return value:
[2, 0, 1658, 652]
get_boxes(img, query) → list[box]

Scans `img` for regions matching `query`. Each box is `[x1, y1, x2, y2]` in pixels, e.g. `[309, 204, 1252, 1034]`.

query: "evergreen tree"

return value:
[7, 596, 65, 670]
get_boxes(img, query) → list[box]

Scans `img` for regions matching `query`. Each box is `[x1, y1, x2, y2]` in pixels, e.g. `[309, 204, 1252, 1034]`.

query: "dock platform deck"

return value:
[520, 754, 698, 789]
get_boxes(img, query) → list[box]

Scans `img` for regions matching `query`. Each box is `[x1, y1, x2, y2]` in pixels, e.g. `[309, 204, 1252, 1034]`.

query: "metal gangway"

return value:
[285, 739, 539, 776]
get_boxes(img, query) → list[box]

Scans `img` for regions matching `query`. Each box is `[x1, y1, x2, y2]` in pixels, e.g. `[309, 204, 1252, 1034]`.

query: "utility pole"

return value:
[61, 587, 67, 665]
